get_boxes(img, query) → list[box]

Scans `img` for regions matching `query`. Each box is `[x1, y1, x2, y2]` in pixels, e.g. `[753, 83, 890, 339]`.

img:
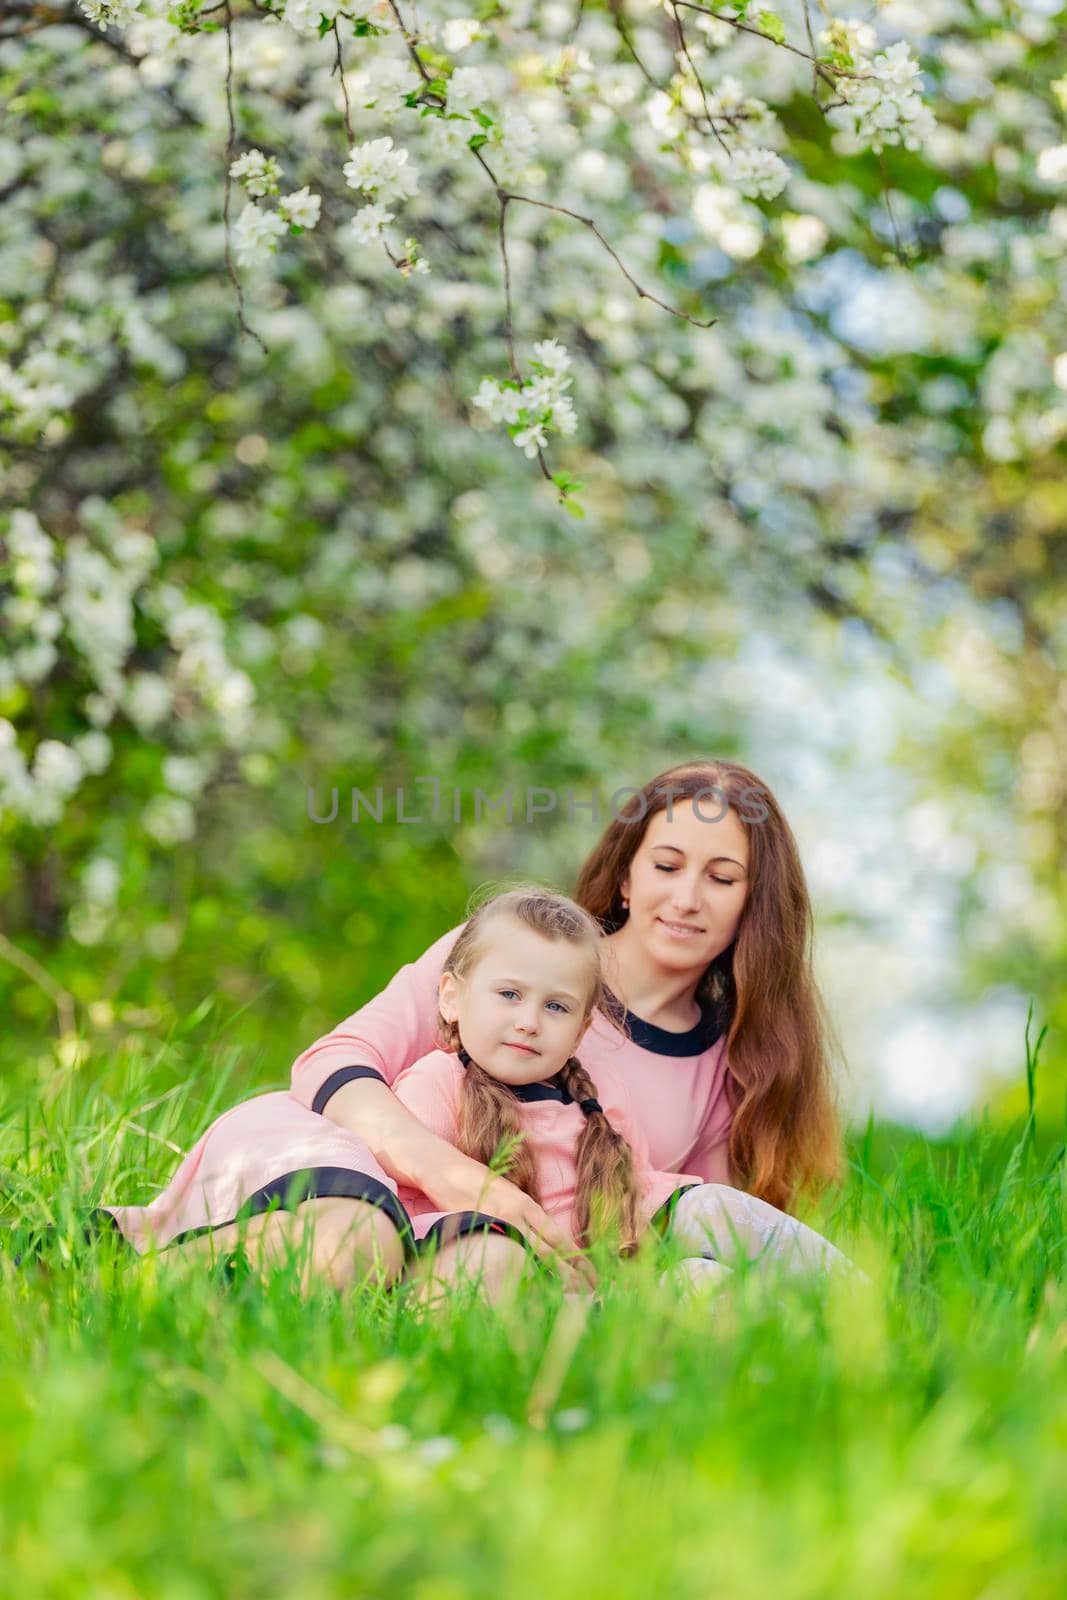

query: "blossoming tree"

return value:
[1, 1, 1064, 1047]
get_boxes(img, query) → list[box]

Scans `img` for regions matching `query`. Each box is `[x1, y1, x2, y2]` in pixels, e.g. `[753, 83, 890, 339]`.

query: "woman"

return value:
[99, 759, 845, 1292]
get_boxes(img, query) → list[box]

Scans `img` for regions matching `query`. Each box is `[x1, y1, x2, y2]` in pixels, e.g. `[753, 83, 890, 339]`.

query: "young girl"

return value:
[388, 886, 860, 1302]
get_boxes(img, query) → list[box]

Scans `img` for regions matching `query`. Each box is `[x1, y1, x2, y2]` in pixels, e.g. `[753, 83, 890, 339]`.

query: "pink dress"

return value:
[100, 922, 734, 1254]
[391, 1048, 702, 1251]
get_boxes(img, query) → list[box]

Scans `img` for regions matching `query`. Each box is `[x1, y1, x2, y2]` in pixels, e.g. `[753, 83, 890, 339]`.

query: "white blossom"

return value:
[1036, 145, 1067, 184]
[14, 641, 58, 684]
[822, 33, 937, 155]
[472, 378, 524, 425]
[82, 855, 120, 905]
[73, 730, 113, 775]
[278, 188, 322, 230]
[343, 137, 420, 204]
[531, 339, 572, 375]
[84, 693, 118, 729]
[447, 66, 493, 113]
[162, 754, 207, 797]
[781, 212, 829, 263]
[33, 739, 84, 797]
[78, 0, 141, 30]
[442, 19, 483, 53]
[350, 203, 396, 244]
[282, 0, 343, 35]
[229, 150, 282, 200]
[232, 203, 289, 266]
[726, 149, 789, 202]
[357, 55, 421, 119]
[125, 672, 172, 731]
[513, 419, 548, 457]
[472, 340, 579, 454]
[7, 510, 58, 594]
[551, 394, 578, 435]
[142, 794, 196, 847]
[63, 536, 136, 694]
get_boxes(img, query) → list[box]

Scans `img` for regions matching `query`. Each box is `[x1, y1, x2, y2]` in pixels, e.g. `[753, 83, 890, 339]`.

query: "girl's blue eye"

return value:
[498, 990, 569, 1013]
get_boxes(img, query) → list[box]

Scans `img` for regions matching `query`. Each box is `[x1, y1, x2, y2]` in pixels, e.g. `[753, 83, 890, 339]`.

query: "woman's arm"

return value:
[680, 1045, 737, 1187]
[323, 1075, 590, 1282]
[682, 1140, 733, 1187]
[289, 923, 464, 1113]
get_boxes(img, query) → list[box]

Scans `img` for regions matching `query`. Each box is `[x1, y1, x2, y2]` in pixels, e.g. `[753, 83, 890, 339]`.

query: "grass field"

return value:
[2, 1024, 1065, 1600]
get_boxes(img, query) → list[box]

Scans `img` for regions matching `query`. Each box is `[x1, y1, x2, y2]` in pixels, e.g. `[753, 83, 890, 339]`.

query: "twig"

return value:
[679, 3, 869, 93]
[801, 0, 819, 100]
[497, 194, 521, 383]
[331, 21, 354, 145]
[222, 3, 267, 354]
[669, 2, 732, 158]
[489, 180, 716, 332]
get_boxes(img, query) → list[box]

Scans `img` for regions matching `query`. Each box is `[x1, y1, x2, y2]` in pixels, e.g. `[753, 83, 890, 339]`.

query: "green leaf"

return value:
[470, 109, 496, 130]
[758, 10, 786, 45]
[467, 133, 489, 152]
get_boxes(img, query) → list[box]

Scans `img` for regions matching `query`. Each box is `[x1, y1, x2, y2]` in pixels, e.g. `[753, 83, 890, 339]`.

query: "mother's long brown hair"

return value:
[572, 760, 845, 1213]
[438, 888, 641, 1251]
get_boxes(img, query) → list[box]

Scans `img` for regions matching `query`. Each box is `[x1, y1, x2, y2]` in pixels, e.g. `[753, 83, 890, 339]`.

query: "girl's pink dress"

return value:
[391, 1048, 702, 1250]
[101, 923, 734, 1254]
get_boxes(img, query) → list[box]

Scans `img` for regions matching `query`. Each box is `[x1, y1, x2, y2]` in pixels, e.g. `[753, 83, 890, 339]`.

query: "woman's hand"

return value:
[322, 1075, 595, 1288]
[434, 1163, 597, 1291]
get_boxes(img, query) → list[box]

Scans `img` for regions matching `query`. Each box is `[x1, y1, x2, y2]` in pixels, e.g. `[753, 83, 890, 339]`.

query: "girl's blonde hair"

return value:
[437, 886, 641, 1251]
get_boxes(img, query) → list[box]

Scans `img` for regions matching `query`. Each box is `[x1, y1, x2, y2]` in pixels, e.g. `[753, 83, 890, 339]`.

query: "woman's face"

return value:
[619, 797, 749, 975]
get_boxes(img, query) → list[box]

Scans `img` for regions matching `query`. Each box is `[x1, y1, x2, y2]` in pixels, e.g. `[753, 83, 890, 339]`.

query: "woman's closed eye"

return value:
[653, 864, 735, 887]
[498, 989, 570, 1013]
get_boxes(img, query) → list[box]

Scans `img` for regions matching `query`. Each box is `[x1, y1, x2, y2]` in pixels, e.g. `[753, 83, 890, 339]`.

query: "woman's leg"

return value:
[406, 1230, 529, 1311]
[161, 1195, 406, 1294]
[660, 1256, 734, 1298]
[668, 1183, 862, 1281]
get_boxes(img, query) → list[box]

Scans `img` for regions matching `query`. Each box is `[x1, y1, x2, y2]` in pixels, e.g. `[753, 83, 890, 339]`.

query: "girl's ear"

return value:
[438, 970, 461, 1022]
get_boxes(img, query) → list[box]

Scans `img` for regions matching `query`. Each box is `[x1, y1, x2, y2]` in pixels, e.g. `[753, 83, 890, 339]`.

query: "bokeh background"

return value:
[2, 0, 1065, 1143]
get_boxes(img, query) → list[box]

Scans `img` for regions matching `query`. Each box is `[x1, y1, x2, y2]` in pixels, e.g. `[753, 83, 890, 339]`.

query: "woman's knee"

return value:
[669, 1182, 789, 1264]
[670, 1183, 855, 1279]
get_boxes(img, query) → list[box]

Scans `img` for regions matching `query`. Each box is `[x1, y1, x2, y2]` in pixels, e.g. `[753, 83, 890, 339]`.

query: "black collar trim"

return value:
[614, 997, 726, 1057]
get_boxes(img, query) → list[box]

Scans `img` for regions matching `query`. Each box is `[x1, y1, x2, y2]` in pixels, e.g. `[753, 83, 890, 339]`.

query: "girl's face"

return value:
[439, 920, 594, 1085]
[618, 797, 749, 976]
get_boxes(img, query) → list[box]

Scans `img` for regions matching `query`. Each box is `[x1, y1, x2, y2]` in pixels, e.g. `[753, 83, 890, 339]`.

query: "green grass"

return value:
[2, 1027, 1065, 1599]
